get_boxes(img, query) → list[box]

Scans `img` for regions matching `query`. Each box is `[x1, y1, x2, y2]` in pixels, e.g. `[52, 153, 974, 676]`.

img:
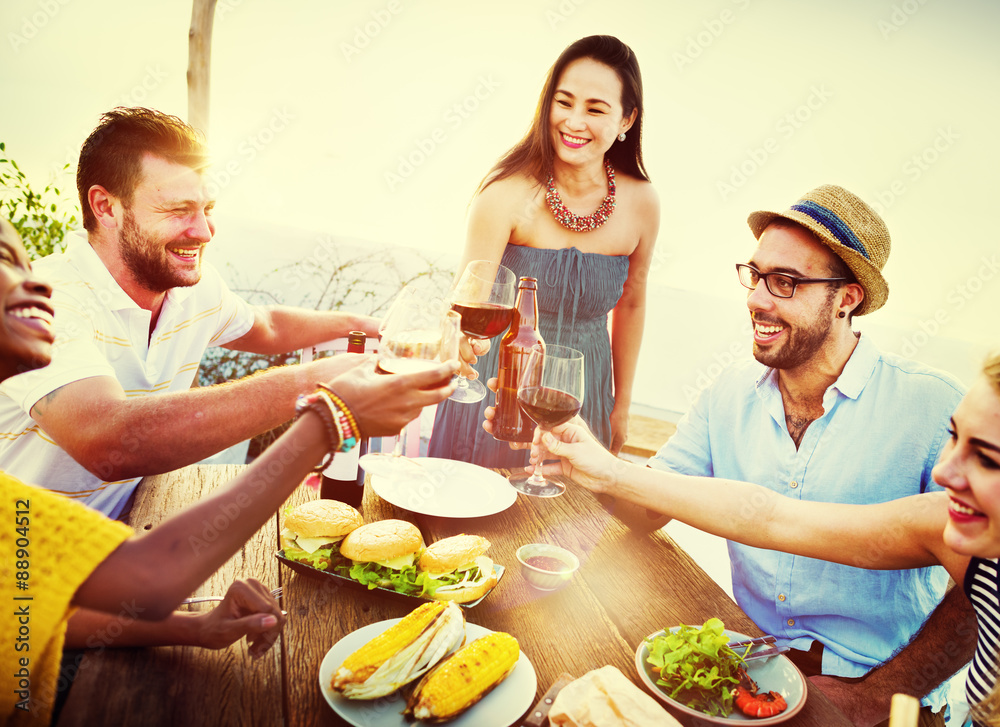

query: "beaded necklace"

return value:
[545, 159, 616, 233]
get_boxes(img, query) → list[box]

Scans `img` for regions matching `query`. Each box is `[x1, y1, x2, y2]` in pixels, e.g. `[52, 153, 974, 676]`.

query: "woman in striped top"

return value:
[540, 352, 1000, 725]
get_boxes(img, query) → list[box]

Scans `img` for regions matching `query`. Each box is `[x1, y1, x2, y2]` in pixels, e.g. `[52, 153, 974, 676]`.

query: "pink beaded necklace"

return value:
[545, 159, 616, 233]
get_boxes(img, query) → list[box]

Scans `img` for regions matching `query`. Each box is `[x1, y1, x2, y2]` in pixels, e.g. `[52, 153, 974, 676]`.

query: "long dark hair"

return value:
[481, 35, 649, 192]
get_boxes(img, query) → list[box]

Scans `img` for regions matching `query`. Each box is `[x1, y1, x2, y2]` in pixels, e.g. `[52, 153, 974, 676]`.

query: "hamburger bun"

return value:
[281, 499, 363, 552]
[418, 534, 491, 574]
[419, 534, 497, 604]
[430, 569, 498, 603]
[339, 519, 423, 564]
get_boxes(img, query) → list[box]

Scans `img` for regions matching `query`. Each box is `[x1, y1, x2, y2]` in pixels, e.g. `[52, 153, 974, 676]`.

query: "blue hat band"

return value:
[791, 201, 870, 260]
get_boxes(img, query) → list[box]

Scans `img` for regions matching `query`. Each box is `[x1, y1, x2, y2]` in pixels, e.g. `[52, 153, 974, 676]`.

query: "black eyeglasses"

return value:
[735, 263, 847, 299]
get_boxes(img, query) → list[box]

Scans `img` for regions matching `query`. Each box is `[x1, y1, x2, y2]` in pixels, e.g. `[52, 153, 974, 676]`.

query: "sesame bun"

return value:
[418, 534, 491, 574]
[339, 519, 423, 563]
[284, 499, 363, 540]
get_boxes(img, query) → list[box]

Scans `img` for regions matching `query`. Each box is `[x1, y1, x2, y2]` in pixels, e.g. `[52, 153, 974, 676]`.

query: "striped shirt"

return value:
[965, 557, 1000, 713]
[0, 233, 254, 518]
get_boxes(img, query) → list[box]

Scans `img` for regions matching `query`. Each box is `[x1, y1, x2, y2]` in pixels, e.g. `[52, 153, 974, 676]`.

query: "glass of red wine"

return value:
[448, 260, 516, 403]
[359, 298, 460, 479]
[508, 345, 584, 498]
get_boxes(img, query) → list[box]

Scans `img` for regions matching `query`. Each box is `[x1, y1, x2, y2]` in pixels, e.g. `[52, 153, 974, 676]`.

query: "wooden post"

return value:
[187, 0, 218, 137]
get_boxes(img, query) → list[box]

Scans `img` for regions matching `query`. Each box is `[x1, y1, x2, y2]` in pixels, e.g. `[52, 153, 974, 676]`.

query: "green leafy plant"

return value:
[644, 618, 746, 716]
[0, 142, 80, 259]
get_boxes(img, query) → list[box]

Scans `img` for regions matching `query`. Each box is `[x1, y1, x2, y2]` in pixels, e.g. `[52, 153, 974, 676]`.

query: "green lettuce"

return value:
[644, 618, 746, 717]
[346, 562, 442, 596]
[283, 545, 336, 571]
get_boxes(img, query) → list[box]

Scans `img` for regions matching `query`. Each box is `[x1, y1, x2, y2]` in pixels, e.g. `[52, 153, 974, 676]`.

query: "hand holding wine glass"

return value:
[508, 345, 584, 497]
[359, 293, 460, 477]
[448, 260, 516, 403]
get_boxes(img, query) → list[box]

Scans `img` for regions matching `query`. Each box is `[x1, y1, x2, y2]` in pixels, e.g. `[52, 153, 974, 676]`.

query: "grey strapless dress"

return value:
[428, 244, 629, 468]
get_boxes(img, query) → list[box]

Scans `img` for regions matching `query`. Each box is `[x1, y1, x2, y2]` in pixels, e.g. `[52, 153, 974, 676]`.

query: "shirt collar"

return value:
[64, 231, 197, 312]
[754, 331, 878, 402]
[64, 232, 139, 312]
[833, 332, 878, 400]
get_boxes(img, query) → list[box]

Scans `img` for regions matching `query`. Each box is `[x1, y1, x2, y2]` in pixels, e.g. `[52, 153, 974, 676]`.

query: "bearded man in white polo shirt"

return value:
[0, 107, 382, 518]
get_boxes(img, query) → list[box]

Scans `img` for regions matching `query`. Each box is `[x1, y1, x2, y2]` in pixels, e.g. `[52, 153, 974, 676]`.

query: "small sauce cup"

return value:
[515, 543, 580, 591]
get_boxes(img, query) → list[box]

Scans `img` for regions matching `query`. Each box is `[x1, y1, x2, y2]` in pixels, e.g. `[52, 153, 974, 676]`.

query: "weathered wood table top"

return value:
[57, 463, 851, 727]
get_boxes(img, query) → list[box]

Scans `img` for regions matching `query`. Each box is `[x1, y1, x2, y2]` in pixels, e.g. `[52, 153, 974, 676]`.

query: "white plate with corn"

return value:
[320, 617, 537, 726]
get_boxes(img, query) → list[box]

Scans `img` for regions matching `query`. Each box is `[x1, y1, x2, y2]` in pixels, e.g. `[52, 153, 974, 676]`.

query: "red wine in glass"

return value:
[508, 344, 584, 498]
[448, 261, 517, 404]
[451, 301, 513, 340]
[516, 386, 582, 428]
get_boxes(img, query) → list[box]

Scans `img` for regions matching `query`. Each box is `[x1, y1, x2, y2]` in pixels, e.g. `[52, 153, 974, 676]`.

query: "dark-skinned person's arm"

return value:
[73, 360, 458, 620]
[807, 585, 977, 727]
[64, 580, 284, 658]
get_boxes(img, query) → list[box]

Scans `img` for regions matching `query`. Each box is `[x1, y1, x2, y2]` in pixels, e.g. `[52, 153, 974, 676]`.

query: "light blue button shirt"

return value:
[649, 334, 966, 709]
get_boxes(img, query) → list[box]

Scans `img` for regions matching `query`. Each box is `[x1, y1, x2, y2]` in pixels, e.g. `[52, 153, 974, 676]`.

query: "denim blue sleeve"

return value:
[648, 384, 715, 477]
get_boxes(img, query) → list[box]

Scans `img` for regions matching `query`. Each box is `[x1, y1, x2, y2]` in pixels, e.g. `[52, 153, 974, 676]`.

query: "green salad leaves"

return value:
[644, 618, 747, 717]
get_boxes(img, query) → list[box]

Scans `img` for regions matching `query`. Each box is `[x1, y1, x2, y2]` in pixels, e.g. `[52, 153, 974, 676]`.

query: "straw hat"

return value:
[747, 184, 890, 316]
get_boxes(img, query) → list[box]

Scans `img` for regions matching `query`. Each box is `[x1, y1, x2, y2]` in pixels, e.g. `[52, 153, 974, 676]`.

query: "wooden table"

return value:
[57, 464, 851, 727]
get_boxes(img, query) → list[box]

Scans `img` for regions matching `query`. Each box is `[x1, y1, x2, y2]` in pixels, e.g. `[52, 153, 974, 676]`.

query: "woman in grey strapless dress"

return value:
[429, 245, 628, 467]
[428, 35, 660, 468]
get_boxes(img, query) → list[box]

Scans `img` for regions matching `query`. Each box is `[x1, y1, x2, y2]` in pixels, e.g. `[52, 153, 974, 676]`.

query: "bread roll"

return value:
[549, 666, 681, 727]
[339, 519, 423, 563]
[284, 499, 363, 539]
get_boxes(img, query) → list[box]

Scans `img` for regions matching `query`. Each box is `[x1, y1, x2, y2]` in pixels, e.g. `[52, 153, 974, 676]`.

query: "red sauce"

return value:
[525, 555, 569, 573]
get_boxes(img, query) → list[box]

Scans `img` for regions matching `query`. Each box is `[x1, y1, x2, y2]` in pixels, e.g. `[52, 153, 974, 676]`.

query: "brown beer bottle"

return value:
[320, 331, 367, 507]
[493, 277, 544, 442]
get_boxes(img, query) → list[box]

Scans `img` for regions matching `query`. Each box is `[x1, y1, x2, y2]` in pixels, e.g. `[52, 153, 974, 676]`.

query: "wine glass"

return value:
[448, 260, 516, 403]
[359, 299, 460, 478]
[507, 345, 584, 498]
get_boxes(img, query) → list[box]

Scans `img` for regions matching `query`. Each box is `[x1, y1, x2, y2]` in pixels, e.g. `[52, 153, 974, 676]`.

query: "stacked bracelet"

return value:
[294, 392, 342, 471]
[317, 384, 362, 443]
[316, 389, 357, 451]
[294, 386, 363, 472]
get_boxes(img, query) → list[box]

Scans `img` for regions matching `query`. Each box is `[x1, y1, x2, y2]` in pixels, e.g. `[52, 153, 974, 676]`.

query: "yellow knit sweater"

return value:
[0, 473, 131, 726]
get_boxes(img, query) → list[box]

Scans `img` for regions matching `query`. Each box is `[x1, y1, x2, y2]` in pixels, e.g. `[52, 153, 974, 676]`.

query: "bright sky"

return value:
[2, 0, 997, 406]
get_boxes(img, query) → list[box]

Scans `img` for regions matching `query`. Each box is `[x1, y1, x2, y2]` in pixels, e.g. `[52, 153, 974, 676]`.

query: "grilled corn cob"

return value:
[404, 631, 519, 722]
[331, 601, 466, 699]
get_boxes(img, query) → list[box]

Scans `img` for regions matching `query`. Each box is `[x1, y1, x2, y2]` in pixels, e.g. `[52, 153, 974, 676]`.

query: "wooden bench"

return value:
[621, 413, 677, 459]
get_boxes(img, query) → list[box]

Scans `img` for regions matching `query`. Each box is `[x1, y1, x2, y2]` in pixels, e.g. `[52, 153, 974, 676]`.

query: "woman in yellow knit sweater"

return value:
[0, 218, 459, 725]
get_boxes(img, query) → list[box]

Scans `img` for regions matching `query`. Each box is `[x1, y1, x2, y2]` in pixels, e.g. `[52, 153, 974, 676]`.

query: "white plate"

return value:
[635, 628, 806, 725]
[319, 619, 537, 727]
[368, 457, 517, 518]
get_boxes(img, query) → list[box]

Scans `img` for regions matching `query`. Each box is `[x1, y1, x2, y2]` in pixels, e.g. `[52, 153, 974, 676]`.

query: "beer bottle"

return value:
[320, 331, 367, 507]
[492, 277, 544, 442]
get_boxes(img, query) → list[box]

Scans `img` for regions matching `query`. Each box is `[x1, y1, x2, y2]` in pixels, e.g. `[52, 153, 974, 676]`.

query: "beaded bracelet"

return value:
[317, 384, 362, 443]
[294, 392, 342, 471]
[315, 389, 358, 452]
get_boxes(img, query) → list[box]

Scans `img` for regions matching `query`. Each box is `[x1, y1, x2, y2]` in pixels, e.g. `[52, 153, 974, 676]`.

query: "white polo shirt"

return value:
[0, 232, 255, 518]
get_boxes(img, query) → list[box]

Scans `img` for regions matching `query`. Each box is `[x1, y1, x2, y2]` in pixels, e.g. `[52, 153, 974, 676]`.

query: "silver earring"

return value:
[618, 132, 627, 142]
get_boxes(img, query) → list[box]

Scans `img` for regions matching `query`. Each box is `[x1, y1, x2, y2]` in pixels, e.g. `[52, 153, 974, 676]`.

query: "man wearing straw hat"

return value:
[648, 185, 975, 726]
